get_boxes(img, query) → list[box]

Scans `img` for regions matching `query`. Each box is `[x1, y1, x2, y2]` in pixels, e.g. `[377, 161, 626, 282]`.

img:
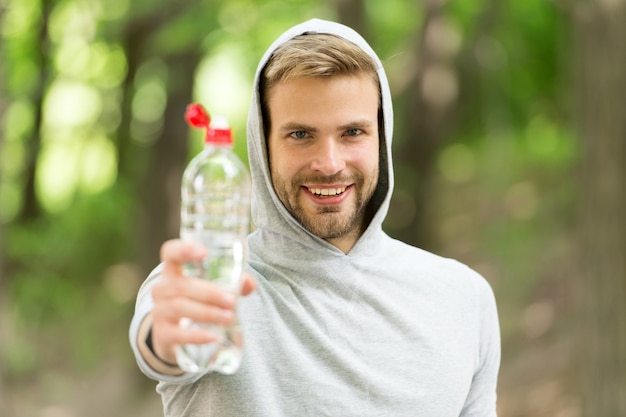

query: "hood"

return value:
[246, 18, 394, 255]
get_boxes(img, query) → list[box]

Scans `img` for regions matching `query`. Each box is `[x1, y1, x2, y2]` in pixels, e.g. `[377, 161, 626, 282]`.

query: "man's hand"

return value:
[149, 239, 256, 366]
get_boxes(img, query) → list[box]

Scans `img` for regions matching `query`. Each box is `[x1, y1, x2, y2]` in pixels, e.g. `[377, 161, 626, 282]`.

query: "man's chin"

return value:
[302, 213, 354, 240]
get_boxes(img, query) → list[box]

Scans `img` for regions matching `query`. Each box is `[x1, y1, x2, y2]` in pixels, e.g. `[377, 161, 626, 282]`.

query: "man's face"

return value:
[267, 74, 380, 252]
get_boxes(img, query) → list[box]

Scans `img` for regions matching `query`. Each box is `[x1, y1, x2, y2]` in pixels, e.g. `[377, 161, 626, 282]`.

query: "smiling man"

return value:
[129, 19, 501, 417]
[267, 73, 380, 253]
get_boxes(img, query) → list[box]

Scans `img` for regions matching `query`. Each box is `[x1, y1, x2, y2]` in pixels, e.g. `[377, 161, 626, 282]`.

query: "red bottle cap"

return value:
[185, 103, 233, 145]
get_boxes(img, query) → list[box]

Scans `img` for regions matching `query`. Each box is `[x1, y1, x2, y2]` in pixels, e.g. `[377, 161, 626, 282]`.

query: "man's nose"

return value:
[309, 137, 346, 175]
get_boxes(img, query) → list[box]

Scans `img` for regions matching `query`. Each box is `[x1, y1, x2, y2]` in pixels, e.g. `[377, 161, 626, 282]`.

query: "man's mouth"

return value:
[307, 186, 347, 197]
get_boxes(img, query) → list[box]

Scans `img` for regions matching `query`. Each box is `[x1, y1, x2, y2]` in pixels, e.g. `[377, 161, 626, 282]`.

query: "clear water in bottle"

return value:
[175, 106, 251, 375]
[176, 230, 247, 374]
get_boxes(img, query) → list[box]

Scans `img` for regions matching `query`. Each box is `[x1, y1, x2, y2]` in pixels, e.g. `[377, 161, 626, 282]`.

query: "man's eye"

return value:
[345, 128, 362, 136]
[291, 131, 308, 139]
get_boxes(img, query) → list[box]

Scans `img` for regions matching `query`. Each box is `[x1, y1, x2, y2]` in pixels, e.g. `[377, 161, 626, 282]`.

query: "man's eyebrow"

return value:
[277, 119, 375, 134]
[278, 122, 319, 134]
[338, 119, 374, 131]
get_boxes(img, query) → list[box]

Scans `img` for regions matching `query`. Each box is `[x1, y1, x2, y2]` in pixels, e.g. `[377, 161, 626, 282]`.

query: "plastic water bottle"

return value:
[175, 103, 251, 375]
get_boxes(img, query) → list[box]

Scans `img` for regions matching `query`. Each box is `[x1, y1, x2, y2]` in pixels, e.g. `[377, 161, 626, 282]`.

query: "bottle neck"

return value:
[204, 141, 233, 149]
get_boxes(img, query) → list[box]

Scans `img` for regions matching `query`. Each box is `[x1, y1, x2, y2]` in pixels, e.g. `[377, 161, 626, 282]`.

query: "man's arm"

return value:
[136, 313, 185, 376]
[128, 262, 201, 383]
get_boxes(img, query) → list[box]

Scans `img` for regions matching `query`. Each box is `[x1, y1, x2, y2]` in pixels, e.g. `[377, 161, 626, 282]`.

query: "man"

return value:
[130, 18, 500, 416]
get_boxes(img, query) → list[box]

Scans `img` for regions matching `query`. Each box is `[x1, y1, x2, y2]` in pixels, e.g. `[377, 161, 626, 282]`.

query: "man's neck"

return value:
[325, 221, 368, 254]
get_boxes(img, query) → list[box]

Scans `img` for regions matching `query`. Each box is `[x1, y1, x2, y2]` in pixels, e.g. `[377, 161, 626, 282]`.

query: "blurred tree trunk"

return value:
[0, 26, 7, 417]
[1, 0, 53, 412]
[17, 0, 53, 222]
[574, 0, 626, 415]
[117, 13, 169, 182]
[116, 23, 147, 183]
[334, 0, 369, 40]
[114, 15, 166, 278]
[392, 1, 460, 250]
[115, 8, 199, 274]
[136, 51, 200, 273]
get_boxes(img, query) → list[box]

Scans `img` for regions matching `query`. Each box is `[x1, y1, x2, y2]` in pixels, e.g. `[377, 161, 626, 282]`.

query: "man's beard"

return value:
[272, 171, 378, 241]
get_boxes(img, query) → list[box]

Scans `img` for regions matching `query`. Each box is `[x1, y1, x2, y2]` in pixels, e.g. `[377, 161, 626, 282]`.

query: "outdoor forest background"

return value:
[0, 0, 624, 415]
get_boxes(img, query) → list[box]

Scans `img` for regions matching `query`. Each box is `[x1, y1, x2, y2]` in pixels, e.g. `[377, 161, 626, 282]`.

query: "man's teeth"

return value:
[309, 187, 346, 196]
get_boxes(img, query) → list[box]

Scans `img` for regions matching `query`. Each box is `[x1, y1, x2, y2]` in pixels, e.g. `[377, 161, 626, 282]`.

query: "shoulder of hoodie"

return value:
[378, 233, 496, 300]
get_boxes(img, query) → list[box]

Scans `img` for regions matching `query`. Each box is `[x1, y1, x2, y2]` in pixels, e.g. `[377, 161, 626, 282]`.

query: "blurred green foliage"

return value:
[0, 0, 589, 415]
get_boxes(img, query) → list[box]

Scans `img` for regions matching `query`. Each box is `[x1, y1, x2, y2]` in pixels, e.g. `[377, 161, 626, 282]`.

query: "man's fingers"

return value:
[240, 274, 257, 296]
[160, 239, 207, 279]
[156, 320, 219, 345]
[153, 297, 235, 326]
[153, 278, 236, 309]
[152, 321, 218, 363]
[160, 240, 257, 297]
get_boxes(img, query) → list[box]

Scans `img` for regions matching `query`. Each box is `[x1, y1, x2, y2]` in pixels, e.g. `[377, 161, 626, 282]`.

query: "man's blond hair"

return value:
[260, 33, 380, 133]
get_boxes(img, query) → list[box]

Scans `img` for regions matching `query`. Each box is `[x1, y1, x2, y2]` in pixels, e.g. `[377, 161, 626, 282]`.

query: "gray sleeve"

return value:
[460, 275, 501, 417]
[128, 263, 206, 384]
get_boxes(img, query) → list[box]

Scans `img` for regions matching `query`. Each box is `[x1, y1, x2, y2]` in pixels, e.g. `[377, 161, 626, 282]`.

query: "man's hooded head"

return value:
[246, 19, 394, 254]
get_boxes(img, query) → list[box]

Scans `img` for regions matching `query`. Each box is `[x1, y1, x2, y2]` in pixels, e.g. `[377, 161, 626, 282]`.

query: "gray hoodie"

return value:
[130, 18, 500, 417]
